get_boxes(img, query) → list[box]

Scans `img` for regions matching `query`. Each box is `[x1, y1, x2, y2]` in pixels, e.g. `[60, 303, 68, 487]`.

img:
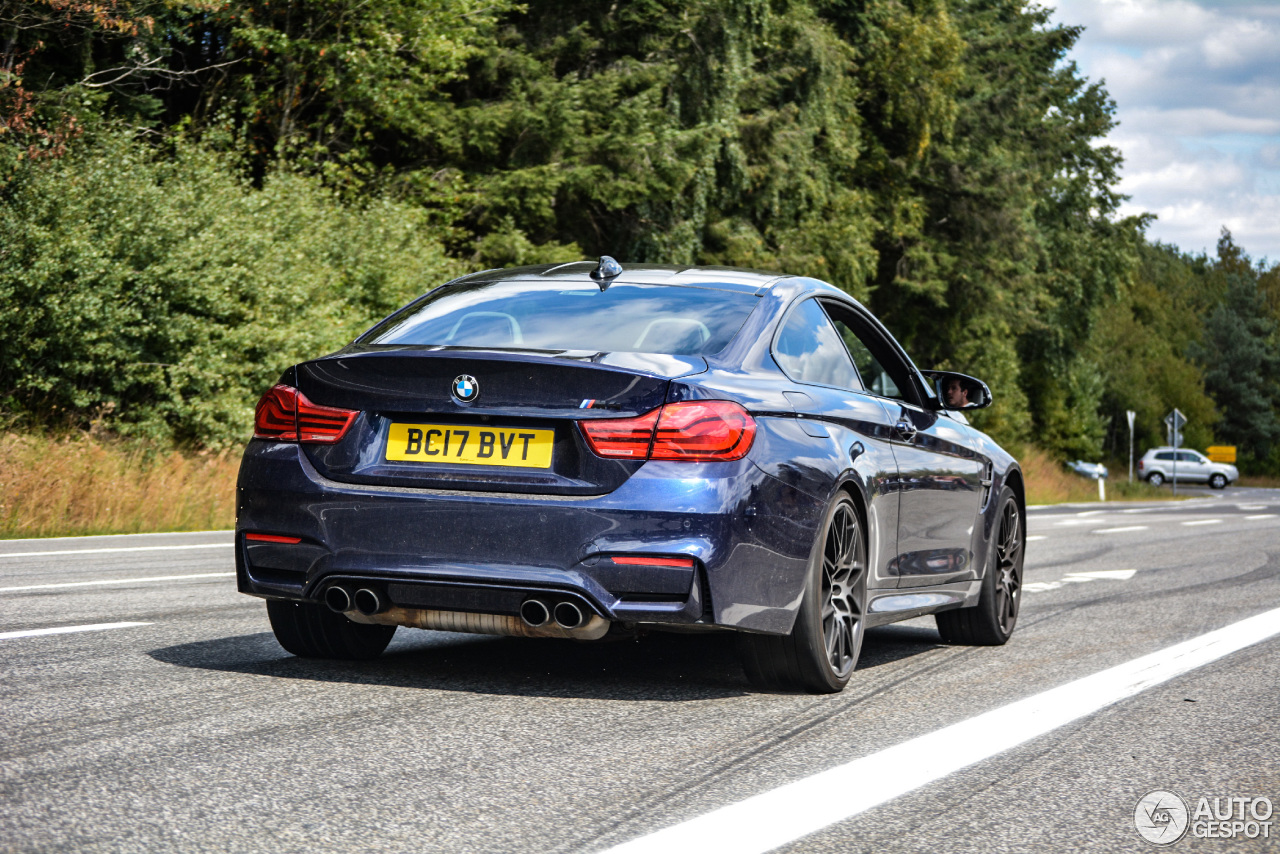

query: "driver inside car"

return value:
[944, 376, 972, 409]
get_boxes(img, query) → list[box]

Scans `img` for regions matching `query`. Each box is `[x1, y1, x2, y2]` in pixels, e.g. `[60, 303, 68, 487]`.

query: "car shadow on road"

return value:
[148, 621, 944, 701]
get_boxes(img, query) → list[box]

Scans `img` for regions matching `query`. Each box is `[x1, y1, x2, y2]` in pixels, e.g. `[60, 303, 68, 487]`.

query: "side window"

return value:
[1155, 452, 1176, 461]
[823, 304, 909, 401]
[1178, 452, 1201, 463]
[773, 299, 864, 391]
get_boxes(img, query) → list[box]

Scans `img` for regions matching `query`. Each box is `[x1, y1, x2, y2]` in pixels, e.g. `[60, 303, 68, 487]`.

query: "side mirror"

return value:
[922, 370, 993, 411]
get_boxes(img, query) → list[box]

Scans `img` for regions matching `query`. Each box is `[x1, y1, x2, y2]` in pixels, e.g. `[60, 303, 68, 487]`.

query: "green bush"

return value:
[0, 130, 460, 447]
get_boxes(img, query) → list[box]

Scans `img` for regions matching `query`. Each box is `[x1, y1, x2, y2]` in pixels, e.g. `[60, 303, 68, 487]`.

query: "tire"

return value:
[936, 487, 1024, 646]
[1146, 471, 1165, 487]
[1209, 473, 1227, 489]
[266, 599, 396, 660]
[738, 494, 868, 693]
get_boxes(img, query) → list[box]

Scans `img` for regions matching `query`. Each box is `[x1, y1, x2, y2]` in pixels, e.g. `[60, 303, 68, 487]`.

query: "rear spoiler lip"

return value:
[321, 345, 709, 381]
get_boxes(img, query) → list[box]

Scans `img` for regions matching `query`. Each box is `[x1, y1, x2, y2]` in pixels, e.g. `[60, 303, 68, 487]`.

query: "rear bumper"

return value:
[235, 441, 822, 634]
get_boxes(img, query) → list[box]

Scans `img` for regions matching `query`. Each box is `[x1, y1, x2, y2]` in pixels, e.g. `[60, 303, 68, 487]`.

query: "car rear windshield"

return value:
[359, 280, 760, 356]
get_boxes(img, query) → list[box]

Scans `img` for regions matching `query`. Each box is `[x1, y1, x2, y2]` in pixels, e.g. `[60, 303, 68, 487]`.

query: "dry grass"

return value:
[0, 428, 1212, 538]
[0, 432, 238, 539]
[1238, 474, 1280, 488]
[1019, 446, 1172, 505]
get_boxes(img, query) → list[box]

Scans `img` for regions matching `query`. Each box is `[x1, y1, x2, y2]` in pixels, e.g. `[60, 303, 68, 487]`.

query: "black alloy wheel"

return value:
[1146, 471, 1165, 487]
[936, 487, 1024, 646]
[1209, 473, 1227, 489]
[266, 600, 396, 660]
[738, 494, 868, 693]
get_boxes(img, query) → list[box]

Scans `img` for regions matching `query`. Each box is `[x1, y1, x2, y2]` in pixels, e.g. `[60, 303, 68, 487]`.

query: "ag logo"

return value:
[1135, 790, 1190, 845]
[451, 375, 479, 404]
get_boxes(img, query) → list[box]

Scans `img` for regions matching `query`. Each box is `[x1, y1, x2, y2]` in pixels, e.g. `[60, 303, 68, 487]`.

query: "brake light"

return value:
[253, 384, 358, 444]
[579, 408, 660, 458]
[579, 401, 755, 462]
[652, 401, 756, 461]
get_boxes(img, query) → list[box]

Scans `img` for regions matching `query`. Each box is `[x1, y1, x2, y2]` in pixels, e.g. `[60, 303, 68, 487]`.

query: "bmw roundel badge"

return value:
[451, 374, 479, 403]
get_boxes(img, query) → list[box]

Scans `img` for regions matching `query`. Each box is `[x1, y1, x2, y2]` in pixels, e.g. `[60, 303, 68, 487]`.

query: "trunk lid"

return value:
[295, 347, 706, 495]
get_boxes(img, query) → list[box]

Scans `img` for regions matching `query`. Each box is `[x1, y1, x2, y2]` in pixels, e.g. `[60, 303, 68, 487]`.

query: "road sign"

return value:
[1164, 408, 1187, 450]
[1207, 445, 1237, 463]
[1162, 409, 1187, 494]
[1127, 411, 1136, 483]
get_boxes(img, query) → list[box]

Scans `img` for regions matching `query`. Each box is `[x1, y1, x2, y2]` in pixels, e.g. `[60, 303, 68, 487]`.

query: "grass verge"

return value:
[0, 431, 238, 539]
[0, 430, 1246, 538]
[1019, 447, 1170, 505]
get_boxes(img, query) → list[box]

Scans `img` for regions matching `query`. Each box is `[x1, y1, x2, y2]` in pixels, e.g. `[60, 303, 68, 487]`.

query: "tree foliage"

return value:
[3, 0, 1277, 461]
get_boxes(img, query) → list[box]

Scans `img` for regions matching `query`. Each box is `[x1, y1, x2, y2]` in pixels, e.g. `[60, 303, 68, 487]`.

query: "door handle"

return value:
[894, 418, 917, 442]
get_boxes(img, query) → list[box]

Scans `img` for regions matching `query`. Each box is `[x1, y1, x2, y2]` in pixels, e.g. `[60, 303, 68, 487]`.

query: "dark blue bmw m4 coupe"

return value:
[237, 258, 1025, 693]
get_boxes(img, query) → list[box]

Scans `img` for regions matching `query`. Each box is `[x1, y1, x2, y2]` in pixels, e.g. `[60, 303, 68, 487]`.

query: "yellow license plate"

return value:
[385, 423, 554, 468]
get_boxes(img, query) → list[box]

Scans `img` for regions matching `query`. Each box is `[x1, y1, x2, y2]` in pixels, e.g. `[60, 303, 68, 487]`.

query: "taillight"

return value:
[652, 401, 756, 461]
[579, 408, 660, 458]
[253, 384, 358, 444]
[579, 401, 755, 462]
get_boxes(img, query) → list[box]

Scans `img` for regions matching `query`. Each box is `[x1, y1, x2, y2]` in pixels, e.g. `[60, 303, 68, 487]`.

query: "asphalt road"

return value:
[2, 486, 1279, 853]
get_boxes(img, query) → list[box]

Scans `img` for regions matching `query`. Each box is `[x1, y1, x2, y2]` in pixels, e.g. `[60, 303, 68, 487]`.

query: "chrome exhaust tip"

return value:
[323, 586, 352, 613]
[353, 588, 385, 616]
[519, 599, 551, 628]
[553, 601, 585, 630]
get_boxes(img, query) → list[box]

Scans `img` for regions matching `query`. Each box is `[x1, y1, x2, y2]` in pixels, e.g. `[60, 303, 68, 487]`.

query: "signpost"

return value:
[1127, 410, 1136, 483]
[1164, 408, 1187, 496]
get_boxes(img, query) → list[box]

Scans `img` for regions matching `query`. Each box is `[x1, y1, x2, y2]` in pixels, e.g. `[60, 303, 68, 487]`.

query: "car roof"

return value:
[445, 261, 791, 295]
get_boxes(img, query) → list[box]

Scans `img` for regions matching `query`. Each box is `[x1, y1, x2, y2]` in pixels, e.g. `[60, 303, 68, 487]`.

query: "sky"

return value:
[1047, 0, 1280, 264]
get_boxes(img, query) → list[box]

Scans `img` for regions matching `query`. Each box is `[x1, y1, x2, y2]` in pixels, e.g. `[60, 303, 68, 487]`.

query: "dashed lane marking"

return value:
[0, 543, 233, 560]
[598, 607, 1280, 854]
[1246, 514, 1277, 520]
[0, 572, 235, 593]
[1023, 569, 1137, 592]
[1026, 535, 1047, 542]
[1182, 519, 1223, 526]
[0, 622, 151, 641]
[1093, 526, 1149, 534]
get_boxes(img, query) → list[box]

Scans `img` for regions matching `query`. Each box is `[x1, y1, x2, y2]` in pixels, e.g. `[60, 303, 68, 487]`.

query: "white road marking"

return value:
[599, 607, 1280, 854]
[1075, 510, 1107, 517]
[1238, 505, 1267, 511]
[1246, 514, 1277, 520]
[1053, 519, 1104, 527]
[0, 572, 234, 593]
[1023, 569, 1137, 593]
[1182, 519, 1222, 526]
[1094, 526, 1148, 534]
[0, 622, 152, 641]
[0, 543, 234, 560]
[1026, 535, 1047, 542]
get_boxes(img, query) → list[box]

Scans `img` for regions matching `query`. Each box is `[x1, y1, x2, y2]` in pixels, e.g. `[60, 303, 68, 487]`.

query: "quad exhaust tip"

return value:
[553, 601, 585, 630]
[353, 588, 385, 616]
[519, 599, 551, 628]
[323, 586, 351, 614]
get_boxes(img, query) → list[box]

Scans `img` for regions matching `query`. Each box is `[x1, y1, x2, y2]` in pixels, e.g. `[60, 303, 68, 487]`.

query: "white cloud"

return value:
[1049, 0, 1280, 261]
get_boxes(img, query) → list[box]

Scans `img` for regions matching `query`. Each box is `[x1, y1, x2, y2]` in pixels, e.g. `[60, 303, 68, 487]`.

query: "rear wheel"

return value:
[936, 487, 1024, 646]
[1209, 473, 1227, 489]
[738, 494, 867, 693]
[1146, 471, 1165, 487]
[266, 600, 396, 660]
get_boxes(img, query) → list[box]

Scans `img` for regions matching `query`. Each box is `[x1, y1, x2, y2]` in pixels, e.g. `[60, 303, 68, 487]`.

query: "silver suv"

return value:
[1138, 448, 1238, 489]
